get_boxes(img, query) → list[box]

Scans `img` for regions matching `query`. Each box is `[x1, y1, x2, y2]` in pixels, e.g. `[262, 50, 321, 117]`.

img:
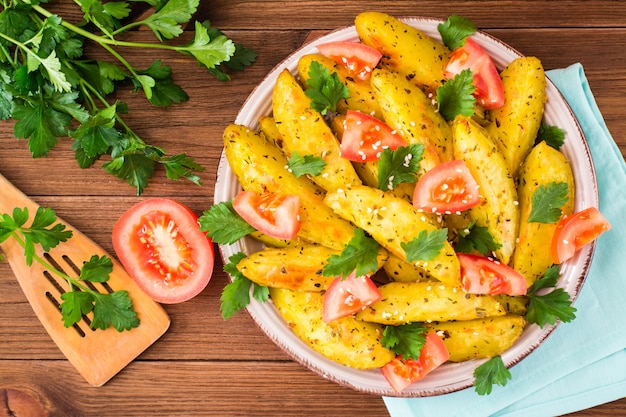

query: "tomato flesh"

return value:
[112, 198, 214, 304]
[340, 110, 407, 162]
[381, 332, 450, 392]
[316, 41, 382, 80]
[551, 207, 611, 264]
[322, 271, 382, 322]
[459, 253, 527, 295]
[232, 190, 301, 240]
[444, 37, 505, 110]
[412, 160, 481, 214]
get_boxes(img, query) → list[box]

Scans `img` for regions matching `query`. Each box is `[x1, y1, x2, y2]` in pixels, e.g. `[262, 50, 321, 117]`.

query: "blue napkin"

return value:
[383, 63, 626, 417]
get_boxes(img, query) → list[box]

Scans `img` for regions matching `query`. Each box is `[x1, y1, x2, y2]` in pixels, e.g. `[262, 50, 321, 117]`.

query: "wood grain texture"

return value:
[0, 1, 624, 415]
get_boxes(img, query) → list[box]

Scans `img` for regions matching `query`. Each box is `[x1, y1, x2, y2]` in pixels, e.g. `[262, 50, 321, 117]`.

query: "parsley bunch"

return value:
[0, 0, 256, 194]
[0, 207, 139, 331]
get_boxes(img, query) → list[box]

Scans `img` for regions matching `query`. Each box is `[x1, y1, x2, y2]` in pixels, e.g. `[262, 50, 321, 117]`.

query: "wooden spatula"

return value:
[0, 173, 170, 386]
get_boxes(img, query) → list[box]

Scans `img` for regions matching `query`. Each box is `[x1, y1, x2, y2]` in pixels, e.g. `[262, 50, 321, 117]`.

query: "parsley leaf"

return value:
[304, 61, 349, 115]
[381, 323, 427, 360]
[322, 228, 380, 279]
[536, 124, 565, 150]
[526, 265, 577, 328]
[140, 0, 198, 41]
[436, 69, 476, 121]
[133, 60, 189, 107]
[220, 252, 269, 319]
[527, 182, 569, 223]
[437, 14, 476, 50]
[456, 220, 502, 255]
[286, 151, 327, 177]
[377, 144, 424, 190]
[1, 207, 138, 332]
[198, 201, 256, 245]
[402, 229, 448, 262]
[474, 356, 512, 395]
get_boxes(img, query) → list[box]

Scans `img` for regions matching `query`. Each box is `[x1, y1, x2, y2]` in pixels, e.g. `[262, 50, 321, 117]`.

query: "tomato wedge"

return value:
[112, 198, 214, 304]
[412, 160, 481, 214]
[316, 41, 382, 80]
[444, 37, 505, 110]
[459, 253, 527, 295]
[322, 271, 381, 322]
[340, 110, 407, 162]
[232, 190, 301, 240]
[551, 207, 611, 264]
[381, 332, 450, 392]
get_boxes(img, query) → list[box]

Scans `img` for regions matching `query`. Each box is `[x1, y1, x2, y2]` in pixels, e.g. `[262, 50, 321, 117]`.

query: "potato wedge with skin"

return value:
[356, 281, 507, 325]
[383, 253, 433, 283]
[272, 69, 362, 192]
[486, 56, 547, 175]
[452, 116, 519, 265]
[270, 288, 395, 369]
[237, 244, 388, 292]
[371, 68, 454, 176]
[513, 141, 575, 287]
[355, 11, 450, 95]
[429, 315, 526, 362]
[223, 124, 355, 250]
[495, 295, 529, 316]
[324, 185, 460, 287]
[298, 54, 383, 119]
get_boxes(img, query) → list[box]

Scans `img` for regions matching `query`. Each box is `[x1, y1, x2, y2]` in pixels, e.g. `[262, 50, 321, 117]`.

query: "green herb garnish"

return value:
[220, 252, 269, 320]
[437, 14, 477, 50]
[377, 144, 423, 190]
[402, 228, 448, 263]
[304, 61, 349, 115]
[198, 201, 255, 245]
[322, 228, 380, 279]
[528, 182, 569, 223]
[526, 265, 577, 327]
[473, 355, 512, 395]
[436, 68, 476, 121]
[286, 151, 327, 177]
[381, 323, 428, 360]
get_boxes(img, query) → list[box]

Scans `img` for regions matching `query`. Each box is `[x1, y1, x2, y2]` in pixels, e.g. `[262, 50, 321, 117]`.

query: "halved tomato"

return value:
[551, 207, 611, 264]
[459, 253, 527, 295]
[322, 271, 381, 322]
[112, 198, 214, 304]
[232, 190, 301, 240]
[381, 332, 450, 392]
[340, 110, 407, 162]
[444, 37, 505, 110]
[316, 41, 382, 80]
[412, 159, 481, 214]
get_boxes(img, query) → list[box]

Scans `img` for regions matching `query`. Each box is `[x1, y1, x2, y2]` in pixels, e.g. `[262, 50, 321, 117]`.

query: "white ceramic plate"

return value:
[214, 17, 598, 397]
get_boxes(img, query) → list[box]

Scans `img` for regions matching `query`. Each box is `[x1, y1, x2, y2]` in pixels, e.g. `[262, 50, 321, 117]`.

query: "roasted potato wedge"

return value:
[356, 281, 507, 325]
[298, 53, 383, 119]
[513, 140, 575, 286]
[271, 288, 395, 369]
[383, 253, 432, 283]
[324, 185, 460, 287]
[272, 69, 362, 192]
[452, 116, 520, 265]
[371, 67, 453, 176]
[429, 315, 526, 362]
[355, 11, 450, 95]
[223, 124, 356, 250]
[238, 244, 388, 292]
[486, 56, 546, 175]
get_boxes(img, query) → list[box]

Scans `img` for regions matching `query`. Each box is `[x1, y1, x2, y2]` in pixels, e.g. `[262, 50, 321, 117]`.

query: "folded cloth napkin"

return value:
[383, 63, 626, 417]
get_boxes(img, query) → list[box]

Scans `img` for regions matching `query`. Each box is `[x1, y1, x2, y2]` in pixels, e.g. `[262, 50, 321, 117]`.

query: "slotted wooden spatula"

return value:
[0, 173, 170, 386]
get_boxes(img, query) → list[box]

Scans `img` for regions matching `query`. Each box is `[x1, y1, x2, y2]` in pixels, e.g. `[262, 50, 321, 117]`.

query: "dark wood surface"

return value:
[1, 1, 624, 416]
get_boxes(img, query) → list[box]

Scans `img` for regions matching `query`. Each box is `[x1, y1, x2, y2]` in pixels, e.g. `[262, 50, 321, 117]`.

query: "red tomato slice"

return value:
[112, 198, 214, 304]
[551, 207, 611, 264]
[322, 271, 382, 322]
[340, 110, 407, 162]
[444, 37, 505, 110]
[232, 190, 301, 240]
[412, 160, 481, 214]
[316, 41, 382, 80]
[459, 253, 527, 295]
[381, 332, 450, 392]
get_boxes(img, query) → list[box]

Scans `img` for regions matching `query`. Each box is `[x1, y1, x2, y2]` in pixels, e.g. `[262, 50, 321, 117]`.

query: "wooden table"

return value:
[1, 1, 624, 415]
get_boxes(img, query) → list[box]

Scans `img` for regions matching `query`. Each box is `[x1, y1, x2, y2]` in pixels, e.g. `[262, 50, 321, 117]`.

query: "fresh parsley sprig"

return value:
[198, 200, 255, 245]
[456, 220, 502, 255]
[381, 323, 427, 360]
[0, 207, 139, 331]
[304, 61, 349, 115]
[0, 0, 256, 194]
[535, 124, 566, 150]
[402, 229, 448, 263]
[473, 355, 512, 395]
[437, 14, 477, 50]
[527, 182, 569, 223]
[220, 252, 269, 320]
[286, 151, 327, 178]
[322, 228, 380, 279]
[526, 265, 577, 327]
[436, 68, 476, 121]
[377, 144, 424, 190]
